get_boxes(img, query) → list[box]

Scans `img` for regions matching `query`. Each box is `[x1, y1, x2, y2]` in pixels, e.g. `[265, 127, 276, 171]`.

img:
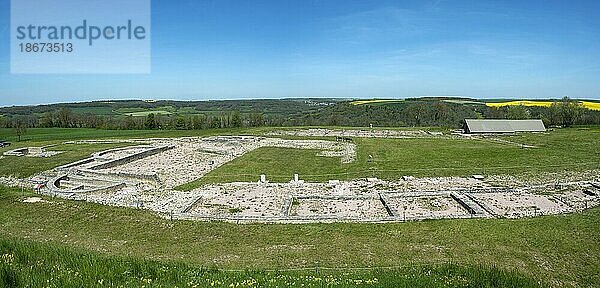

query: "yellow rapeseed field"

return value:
[351, 99, 600, 111]
[582, 101, 600, 111]
[486, 100, 553, 108]
[486, 100, 600, 111]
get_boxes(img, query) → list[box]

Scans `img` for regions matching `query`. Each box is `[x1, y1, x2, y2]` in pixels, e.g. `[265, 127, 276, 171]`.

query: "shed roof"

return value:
[464, 119, 545, 133]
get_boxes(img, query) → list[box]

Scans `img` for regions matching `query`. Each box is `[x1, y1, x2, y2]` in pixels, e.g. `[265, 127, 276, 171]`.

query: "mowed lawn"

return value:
[0, 186, 598, 287]
[188, 128, 600, 186]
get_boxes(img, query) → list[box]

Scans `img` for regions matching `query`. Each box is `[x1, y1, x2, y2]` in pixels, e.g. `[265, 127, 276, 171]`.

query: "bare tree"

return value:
[13, 120, 27, 142]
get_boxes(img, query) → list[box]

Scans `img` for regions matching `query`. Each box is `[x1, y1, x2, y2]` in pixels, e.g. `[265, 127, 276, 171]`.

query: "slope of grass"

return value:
[0, 186, 598, 286]
[70, 106, 118, 116]
[0, 238, 541, 288]
[125, 110, 173, 116]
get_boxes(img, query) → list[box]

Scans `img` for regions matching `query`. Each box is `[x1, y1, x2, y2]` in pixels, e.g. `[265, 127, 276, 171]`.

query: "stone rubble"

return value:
[3, 146, 63, 157]
[265, 128, 434, 139]
[5, 135, 598, 223]
[96, 137, 356, 189]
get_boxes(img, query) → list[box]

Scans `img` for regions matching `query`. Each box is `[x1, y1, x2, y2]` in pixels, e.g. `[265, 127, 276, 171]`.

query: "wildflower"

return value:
[1, 254, 15, 265]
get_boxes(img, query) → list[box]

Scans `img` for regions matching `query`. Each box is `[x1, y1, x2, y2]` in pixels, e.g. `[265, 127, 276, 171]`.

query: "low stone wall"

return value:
[47, 174, 126, 195]
[181, 196, 204, 213]
[294, 195, 376, 200]
[281, 196, 294, 216]
[55, 157, 95, 170]
[3, 147, 29, 156]
[92, 145, 152, 159]
[378, 193, 398, 217]
[3, 146, 62, 157]
[78, 169, 161, 184]
[450, 192, 488, 215]
[90, 145, 174, 170]
[169, 212, 487, 224]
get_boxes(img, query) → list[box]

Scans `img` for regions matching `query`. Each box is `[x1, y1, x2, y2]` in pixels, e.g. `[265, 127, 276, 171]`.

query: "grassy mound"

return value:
[0, 237, 540, 288]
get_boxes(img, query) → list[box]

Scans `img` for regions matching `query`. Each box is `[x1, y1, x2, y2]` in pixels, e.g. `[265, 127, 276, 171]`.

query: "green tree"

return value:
[13, 120, 27, 142]
[220, 113, 230, 128]
[506, 105, 530, 119]
[552, 96, 582, 127]
[433, 102, 450, 123]
[404, 102, 426, 126]
[192, 115, 206, 130]
[231, 111, 242, 128]
[175, 116, 186, 130]
[57, 108, 73, 128]
[124, 115, 137, 130]
[249, 112, 263, 127]
[39, 112, 54, 127]
[145, 113, 158, 130]
[210, 116, 221, 128]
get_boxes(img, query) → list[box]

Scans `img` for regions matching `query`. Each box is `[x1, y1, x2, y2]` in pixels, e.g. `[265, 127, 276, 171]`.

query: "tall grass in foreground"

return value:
[0, 238, 540, 288]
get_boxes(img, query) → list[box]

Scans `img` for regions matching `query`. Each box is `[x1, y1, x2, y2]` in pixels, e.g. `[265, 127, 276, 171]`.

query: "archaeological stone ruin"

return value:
[5, 130, 600, 223]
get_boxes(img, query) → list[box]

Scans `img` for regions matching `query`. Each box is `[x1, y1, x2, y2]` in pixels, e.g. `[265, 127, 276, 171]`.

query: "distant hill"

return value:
[1, 97, 599, 130]
[0, 98, 343, 117]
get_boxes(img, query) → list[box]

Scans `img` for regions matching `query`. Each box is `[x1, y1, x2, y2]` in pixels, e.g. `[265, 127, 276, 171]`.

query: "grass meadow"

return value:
[0, 127, 599, 287]
[0, 237, 541, 288]
[179, 127, 600, 189]
[1, 186, 599, 287]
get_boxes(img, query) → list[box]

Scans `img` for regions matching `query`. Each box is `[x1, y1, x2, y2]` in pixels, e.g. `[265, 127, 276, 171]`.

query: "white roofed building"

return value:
[463, 119, 546, 134]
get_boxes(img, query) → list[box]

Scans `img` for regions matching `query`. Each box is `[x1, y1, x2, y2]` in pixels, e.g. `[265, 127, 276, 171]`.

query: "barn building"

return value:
[463, 119, 546, 134]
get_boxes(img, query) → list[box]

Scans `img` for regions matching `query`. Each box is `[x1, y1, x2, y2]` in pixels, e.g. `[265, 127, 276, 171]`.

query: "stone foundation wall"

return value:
[90, 145, 174, 170]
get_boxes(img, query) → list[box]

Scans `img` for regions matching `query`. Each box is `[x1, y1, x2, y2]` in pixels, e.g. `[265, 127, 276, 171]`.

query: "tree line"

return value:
[1, 97, 599, 139]
[482, 97, 600, 127]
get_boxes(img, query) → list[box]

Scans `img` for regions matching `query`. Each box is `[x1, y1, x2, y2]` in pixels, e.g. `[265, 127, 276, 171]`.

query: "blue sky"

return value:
[0, 0, 599, 106]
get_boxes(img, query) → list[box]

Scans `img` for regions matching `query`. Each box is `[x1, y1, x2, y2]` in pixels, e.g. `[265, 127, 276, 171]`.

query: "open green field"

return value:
[70, 106, 119, 116]
[2, 126, 599, 188]
[0, 238, 539, 288]
[2, 186, 599, 287]
[0, 128, 256, 178]
[0, 127, 599, 286]
[180, 127, 600, 189]
[0, 127, 274, 179]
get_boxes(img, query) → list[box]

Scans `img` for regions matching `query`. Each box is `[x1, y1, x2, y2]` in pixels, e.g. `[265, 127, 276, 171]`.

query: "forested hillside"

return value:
[1, 97, 599, 132]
